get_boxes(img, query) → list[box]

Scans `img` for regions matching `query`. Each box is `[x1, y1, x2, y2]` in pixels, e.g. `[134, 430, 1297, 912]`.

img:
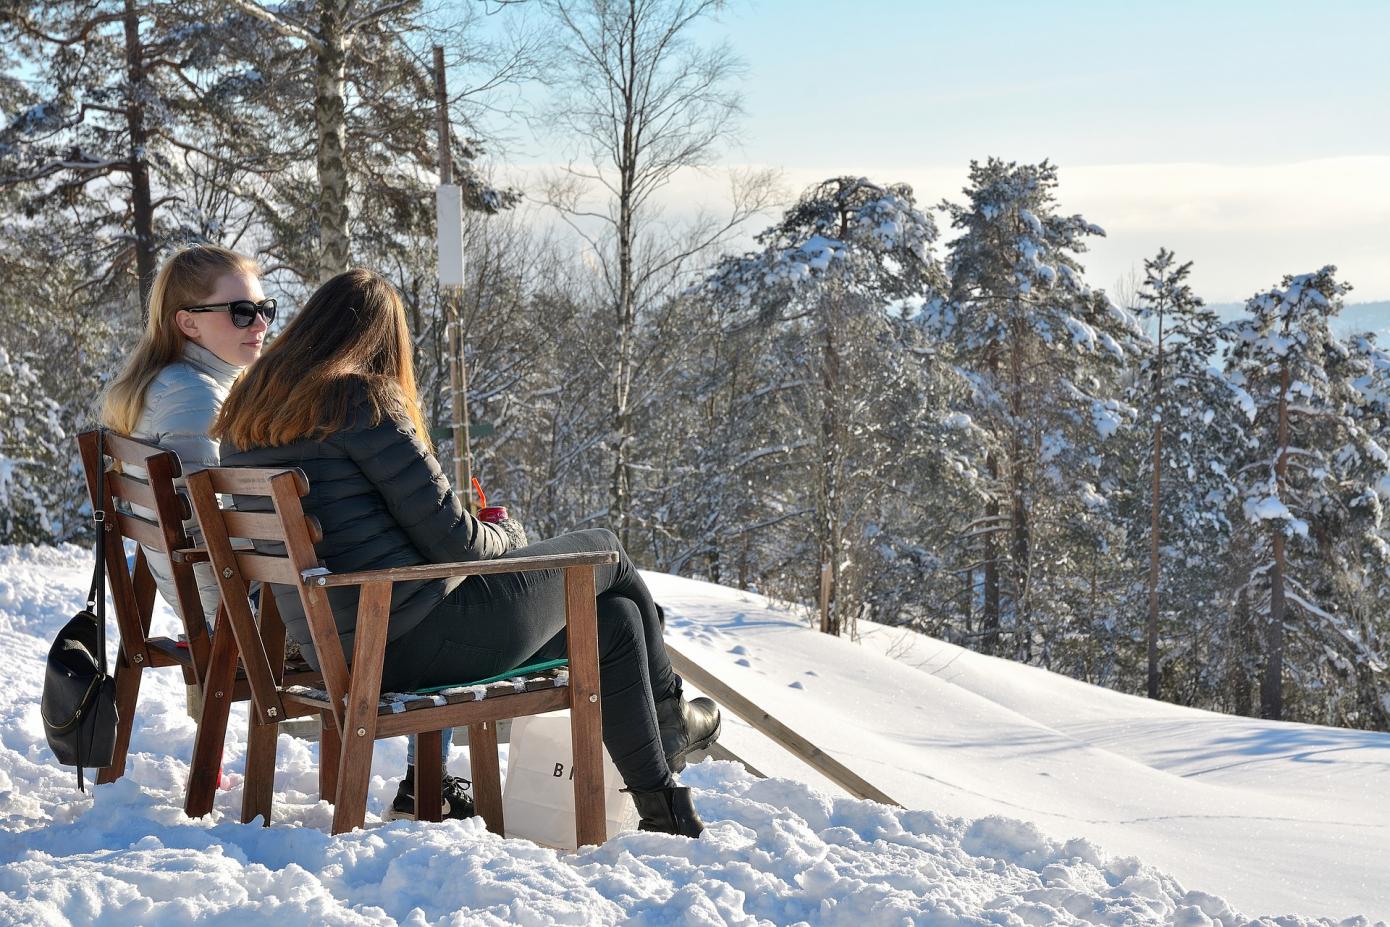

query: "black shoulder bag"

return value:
[41, 427, 119, 791]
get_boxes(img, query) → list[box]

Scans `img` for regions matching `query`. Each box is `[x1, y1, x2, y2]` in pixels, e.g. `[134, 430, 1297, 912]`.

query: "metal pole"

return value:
[433, 46, 473, 505]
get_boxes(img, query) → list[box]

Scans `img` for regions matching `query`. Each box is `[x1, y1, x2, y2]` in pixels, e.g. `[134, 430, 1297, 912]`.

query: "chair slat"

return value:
[115, 510, 166, 551]
[221, 510, 323, 545]
[103, 431, 182, 475]
[234, 551, 299, 585]
[206, 467, 309, 497]
[108, 471, 160, 511]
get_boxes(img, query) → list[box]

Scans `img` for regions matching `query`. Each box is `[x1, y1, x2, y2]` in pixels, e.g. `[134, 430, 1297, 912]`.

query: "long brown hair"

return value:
[214, 268, 431, 449]
[101, 245, 260, 433]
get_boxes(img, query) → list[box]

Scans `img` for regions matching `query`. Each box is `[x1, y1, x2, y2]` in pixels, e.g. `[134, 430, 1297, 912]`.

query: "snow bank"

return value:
[0, 545, 1381, 926]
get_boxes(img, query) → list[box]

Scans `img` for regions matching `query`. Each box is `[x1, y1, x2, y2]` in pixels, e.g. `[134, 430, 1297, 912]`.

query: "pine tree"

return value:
[938, 158, 1135, 660]
[1121, 249, 1249, 703]
[703, 176, 946, 635]
[1226, 267, 1389, 720]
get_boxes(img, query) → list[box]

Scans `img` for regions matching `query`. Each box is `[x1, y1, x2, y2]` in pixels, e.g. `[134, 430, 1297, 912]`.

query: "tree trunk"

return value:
[1147, 307, 1166, 699]
[1262, 361, 1291, 720]
[817, 307, 843, 636]
[607, 11, 639, 545]
[982, 459, 1001, 653]
[1232, 584, 1252, 716]
[314, 1, 350, 282]
[122, 0, 157, 314]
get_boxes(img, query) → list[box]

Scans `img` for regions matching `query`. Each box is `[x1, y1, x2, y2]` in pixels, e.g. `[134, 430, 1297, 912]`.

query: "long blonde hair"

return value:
[214, 269, 431, 450]
[101, 245, 261, 433]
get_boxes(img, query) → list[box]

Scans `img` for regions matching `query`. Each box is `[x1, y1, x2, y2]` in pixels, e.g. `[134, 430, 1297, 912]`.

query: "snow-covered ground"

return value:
[0, 544, 1383, 926]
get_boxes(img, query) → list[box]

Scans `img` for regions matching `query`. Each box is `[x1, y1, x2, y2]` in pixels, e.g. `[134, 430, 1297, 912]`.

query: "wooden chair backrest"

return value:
[184, 466, 339, 727]
[77, 429, 211, 676]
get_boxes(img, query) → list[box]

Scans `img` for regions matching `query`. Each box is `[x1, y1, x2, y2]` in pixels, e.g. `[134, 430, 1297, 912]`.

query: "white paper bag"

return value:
[502, 710, 639, 849]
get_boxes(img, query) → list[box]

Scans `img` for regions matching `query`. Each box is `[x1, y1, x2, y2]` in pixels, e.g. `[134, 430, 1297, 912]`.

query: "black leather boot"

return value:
[655, 690, 722, 772]
[627, 786, 705, 838]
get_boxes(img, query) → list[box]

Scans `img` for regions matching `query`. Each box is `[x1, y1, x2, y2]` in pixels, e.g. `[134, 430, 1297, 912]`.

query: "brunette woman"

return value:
[213, 269, 719, 836]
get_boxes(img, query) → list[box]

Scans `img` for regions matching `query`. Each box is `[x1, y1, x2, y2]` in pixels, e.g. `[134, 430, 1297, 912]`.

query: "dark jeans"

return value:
[381, 528, 679, 792]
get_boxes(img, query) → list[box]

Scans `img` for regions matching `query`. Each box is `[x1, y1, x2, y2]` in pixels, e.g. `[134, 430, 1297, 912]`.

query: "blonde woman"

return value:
[216, 270, 719, 836]
[101, 245, 272, 627]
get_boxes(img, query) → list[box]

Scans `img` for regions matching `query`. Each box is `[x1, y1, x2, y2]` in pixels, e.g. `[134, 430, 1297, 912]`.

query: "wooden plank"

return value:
[666, 643, 901, 807]
[205, 466, 308, 497]
[241, 712, 278, 826]
[564, 566, 606, 847]
[101, 430, 181, 475]
[374, 688, 570, 737]
[307, 550, 619, 588]
[415, 731, 443, 823]
[330, 581, 391, 834]
[221, 510, 287, 542]
[108, 471, 160, 512]
[269, 471, 351, 731]
[318, 710, 340, 804]
[469, 720, 504, 836]
[233, 551, 299, 585]
[185, 471, 286, 723]
[114, 510, 164, 552]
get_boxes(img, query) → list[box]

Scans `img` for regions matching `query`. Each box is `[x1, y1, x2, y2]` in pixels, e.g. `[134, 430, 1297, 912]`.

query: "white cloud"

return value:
[497, 157, 1390, 303]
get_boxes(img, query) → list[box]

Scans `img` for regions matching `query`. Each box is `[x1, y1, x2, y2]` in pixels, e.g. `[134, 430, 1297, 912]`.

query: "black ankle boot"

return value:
[655, 690, 722, 772]
[627, 786, 705, 837]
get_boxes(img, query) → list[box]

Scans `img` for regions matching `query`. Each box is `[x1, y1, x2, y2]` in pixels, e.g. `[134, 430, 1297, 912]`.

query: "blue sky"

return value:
[474, 0, 1390, 302]
[694, 0, 1388, 168]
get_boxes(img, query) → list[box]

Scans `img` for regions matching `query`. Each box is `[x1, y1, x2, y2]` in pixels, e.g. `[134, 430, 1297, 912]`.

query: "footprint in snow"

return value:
[803, 670, 817, 677]
[728, 645, 749, 656]
[734, 658, 751, 667]
[788, 680, 805, 690]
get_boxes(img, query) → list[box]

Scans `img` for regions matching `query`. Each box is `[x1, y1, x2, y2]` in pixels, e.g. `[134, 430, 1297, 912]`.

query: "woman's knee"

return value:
[595, 595, 643, 657]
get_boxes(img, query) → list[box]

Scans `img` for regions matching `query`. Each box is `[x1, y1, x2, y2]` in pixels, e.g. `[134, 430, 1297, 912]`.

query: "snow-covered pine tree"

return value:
[1226, 267, 1390, 721]
[1119, 249, 1250, 704]
[938, 158, 1136, 663]
[0, 0, 194, 311]
[702, 176, 948, 635]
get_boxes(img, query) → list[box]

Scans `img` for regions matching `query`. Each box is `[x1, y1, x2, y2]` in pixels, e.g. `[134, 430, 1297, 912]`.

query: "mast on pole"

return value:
[433, 45, 474, 507]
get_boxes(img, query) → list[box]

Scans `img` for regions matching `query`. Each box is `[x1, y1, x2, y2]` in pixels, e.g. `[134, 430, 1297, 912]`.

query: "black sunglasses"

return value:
[182, 297, 278, 329]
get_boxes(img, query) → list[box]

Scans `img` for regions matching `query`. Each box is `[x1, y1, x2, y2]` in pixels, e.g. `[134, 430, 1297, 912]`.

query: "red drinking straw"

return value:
[471, 476, 487, 509]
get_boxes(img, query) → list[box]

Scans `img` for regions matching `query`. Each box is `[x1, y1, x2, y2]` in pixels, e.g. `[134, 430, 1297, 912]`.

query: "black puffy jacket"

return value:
[221, 382, 510, 668]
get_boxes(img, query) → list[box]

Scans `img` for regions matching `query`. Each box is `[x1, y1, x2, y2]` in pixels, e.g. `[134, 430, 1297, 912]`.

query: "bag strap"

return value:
[87, 427, 107, 676]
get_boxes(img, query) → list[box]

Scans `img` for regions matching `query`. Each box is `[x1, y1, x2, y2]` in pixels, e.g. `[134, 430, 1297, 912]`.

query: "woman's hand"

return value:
[498, 517, 528, 551]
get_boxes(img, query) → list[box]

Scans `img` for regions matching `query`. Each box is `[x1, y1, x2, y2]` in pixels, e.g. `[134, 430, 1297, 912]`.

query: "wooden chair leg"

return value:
[330, 735, 375, 835]
[185, 625, 239, 818]
[241, 714, 278, 826]
[468, 721, 504, 836]
[330, 582, 390, 834]
[416, 731, 443, 823]
[319, 711, 339, 805]
[564, 566, 607, 846]
[95, 650, 142, 785]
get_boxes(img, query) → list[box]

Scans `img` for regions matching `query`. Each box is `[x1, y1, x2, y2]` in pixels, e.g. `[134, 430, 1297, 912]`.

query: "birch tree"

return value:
[542, 0, 773, 543]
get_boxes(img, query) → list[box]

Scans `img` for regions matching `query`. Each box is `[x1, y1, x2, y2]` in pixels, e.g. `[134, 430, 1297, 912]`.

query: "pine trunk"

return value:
[1262, 361, 1291, 720]
[1147, 308, 1166, 699]
[314, 2, 350, 282]
[122, 0, 157, 314]
[817, 307, 843, 636]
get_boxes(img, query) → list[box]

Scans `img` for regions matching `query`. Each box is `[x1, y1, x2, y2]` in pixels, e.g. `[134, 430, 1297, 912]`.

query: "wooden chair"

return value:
[76, 429, 320, 818]
[185, 464, 616, 841]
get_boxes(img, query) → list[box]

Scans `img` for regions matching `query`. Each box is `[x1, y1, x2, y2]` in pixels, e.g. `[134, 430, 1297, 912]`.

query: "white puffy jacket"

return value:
[129, 341, 242, 625]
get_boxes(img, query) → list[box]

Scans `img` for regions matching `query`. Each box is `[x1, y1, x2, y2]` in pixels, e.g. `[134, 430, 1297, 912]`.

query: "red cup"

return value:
[478, 505, 508, 523]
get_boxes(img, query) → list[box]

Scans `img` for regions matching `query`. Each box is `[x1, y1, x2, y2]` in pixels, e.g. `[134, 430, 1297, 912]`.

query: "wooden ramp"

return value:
[667, 643, 901, 807]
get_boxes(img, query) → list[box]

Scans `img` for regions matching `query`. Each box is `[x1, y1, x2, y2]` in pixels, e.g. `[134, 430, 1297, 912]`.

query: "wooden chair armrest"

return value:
[173, 546, 210, 564]
[303, 551, 619, 588]
[174, 540, 256, 564]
